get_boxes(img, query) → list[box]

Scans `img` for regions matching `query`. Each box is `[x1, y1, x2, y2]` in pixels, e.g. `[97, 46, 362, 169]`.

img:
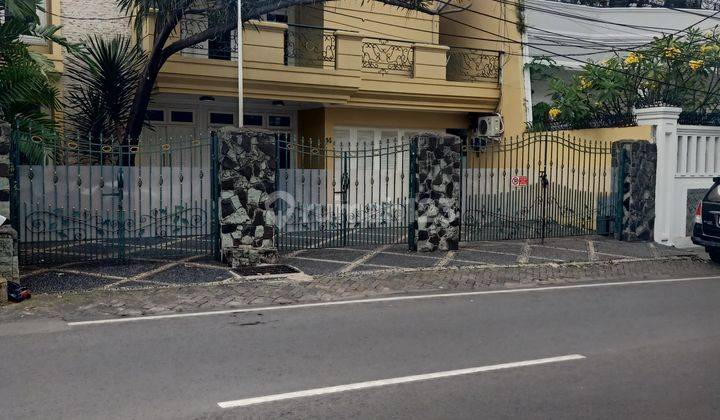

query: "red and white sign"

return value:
[511, 176, 528, 188]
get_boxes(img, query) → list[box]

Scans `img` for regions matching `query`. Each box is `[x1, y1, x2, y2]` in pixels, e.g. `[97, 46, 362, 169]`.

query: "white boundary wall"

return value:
[635, 107, 720, 247]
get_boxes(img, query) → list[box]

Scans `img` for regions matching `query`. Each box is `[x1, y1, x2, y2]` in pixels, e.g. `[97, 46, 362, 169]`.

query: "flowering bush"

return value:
[547, 28, 720, 128]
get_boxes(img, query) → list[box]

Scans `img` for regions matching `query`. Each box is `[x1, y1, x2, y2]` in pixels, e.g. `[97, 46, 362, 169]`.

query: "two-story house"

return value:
[37, 0, 527, 145]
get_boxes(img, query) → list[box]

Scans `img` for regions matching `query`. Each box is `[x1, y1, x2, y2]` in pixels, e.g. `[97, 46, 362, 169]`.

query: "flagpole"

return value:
[237, 0, 244, 127]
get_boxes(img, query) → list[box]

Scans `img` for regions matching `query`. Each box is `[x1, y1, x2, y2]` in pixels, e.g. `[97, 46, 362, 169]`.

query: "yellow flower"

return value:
[548, 107, 561, 119]
[701, 43, 719, 54]
[689, 59, 704, 71]
[624, 52, 640, 65]
[664, 46, 681, 58]
[579, 76, 592, 89]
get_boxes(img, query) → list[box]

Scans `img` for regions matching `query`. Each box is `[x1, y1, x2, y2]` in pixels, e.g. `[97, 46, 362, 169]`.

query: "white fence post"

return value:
[633, 107, 681, 246]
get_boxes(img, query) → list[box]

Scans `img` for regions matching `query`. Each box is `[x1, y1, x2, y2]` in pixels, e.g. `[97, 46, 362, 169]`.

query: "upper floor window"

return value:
[1, 0, 49, 45]
[208, 14, 232, 60]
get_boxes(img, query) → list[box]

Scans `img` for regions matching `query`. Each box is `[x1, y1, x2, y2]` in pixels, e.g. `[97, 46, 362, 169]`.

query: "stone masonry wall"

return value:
[611, 140, 657, 242]
[0, 122, 18, 301]
[219, 127, 278, 266]
[412, 133, 462, 252]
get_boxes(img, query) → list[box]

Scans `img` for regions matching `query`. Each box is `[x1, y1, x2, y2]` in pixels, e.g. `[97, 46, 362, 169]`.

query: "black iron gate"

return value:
[275, 136, 411, 251]
[10, 131, 220, 266]
[460, 132, 614, 242]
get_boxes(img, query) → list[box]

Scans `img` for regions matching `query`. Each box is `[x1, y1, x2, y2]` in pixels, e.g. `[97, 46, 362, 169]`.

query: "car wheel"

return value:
[708, 248, 720, 263]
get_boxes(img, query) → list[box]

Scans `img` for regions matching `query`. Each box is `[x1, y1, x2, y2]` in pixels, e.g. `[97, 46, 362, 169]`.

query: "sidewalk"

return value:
[1, 237, 717, 323]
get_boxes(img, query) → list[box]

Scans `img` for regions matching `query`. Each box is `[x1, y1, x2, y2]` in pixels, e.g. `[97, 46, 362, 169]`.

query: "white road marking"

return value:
[216, 354, 586, 409]
[67, 275, 720, 326]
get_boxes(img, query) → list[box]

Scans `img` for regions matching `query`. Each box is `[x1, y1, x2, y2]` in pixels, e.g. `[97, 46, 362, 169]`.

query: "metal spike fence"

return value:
[9, 128, 617, 263]
[460, 132, 614, 242]
[10, 131, 220, 266]
[275, 136, 412, 251]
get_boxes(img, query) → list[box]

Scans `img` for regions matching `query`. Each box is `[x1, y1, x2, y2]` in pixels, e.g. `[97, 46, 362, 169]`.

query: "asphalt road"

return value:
[2, 277, 720, 419]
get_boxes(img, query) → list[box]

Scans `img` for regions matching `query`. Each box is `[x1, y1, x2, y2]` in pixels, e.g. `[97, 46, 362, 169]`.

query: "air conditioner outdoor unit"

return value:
[475, 115, 504, 138]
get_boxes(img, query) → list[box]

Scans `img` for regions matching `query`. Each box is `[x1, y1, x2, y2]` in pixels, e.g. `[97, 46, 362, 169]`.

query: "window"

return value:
[146, 109, 165, 122]
[170, 111, 193, 123]
[269, 115, 291, 127]
[267, 13, 288, 23]
[208, 14, 232, 60]
[210, 112, 234, 125]
[243, 114, 263, 126]
[707, 185, 720, 203]
[4, 1, 48, 45]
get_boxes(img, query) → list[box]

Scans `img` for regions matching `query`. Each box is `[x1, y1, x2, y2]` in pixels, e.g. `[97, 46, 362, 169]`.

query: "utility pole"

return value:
[237, 0, 243, 127]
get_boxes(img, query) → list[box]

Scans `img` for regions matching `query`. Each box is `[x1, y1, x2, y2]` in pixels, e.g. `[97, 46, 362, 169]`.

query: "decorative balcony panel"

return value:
[179, 15, 238, 61]
[362, 39, 414, 77]
[284, 25, 336, 68]
[446, 47, 501, 83]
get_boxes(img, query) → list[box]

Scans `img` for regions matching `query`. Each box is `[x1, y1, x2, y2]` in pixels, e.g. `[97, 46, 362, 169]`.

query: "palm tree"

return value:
[65, 35, 145, 143]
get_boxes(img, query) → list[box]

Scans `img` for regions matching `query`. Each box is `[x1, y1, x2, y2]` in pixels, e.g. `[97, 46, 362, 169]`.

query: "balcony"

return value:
[283, 25, 335, 69]
[446, 47, 501, 83]
[361, 38, 414, 77]
[157, 20, 503, 113]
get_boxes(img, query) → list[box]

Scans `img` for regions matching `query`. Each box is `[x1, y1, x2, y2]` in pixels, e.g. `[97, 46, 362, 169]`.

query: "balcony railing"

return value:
[446, 47, 501, 83]
[283, 25, 336, 68]
[361, 38, 414, 77]
[175, 17, 501, 86]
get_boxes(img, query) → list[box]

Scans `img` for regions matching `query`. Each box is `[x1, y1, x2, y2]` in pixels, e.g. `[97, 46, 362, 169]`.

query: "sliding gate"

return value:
[460, 132, 614, 242]
[10, 132, 220, 266]
[275, 136, 411, 251]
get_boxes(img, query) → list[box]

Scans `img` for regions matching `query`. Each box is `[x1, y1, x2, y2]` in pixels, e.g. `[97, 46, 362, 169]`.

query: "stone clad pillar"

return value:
[0, 121, 18, 301]
[611, 140, 657, 242]
[219, 127, 278, 266]
[411, 132, 462, 252]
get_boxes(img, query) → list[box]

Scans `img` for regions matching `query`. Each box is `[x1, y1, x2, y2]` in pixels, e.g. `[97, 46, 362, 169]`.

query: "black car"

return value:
[692, 176, 720, 262]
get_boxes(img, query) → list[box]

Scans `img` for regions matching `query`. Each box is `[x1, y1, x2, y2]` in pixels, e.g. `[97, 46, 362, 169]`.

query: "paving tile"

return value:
[594, 241, 653, 258]
[62, 260, 167, 277]
[143, 264, 231, 284]
[529, 245, 586, 262]
[280, 258, 346, 275]
[293, 248, 369, 262]
[366, 253, 435, 268]
[455, 248, 520, 265]
[20, 271, 118, 294]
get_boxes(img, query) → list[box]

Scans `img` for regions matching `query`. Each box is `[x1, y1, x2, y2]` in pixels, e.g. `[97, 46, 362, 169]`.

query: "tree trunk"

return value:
[125, 57, 163, 145]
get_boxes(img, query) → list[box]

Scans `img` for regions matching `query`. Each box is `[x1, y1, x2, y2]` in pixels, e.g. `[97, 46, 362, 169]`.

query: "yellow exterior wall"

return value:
[542, 125, 653, 144]
[465, 126, 653, 172]
[323, 108, 468, 137]
[322, 0, 438, 43]
[158, 19, 502, 114]
[440, 1, 527, 135]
